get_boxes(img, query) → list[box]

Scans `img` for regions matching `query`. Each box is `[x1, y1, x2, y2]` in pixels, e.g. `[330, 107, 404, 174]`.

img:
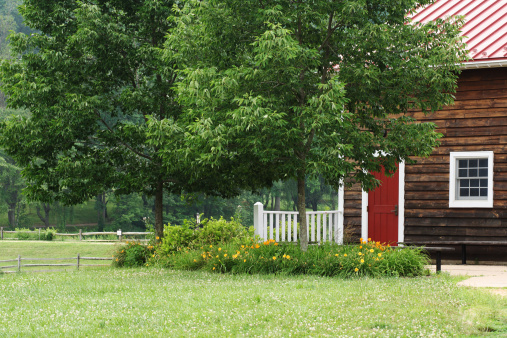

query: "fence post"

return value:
[18, 255, 21, 272]
[79, 229, 82, 241]
[77, 253, 80, 270]
[1, 227, 3, 240]
[117, 229, 122, 242]
[39, 228, 41, 240]
[253, 202, 264, 240]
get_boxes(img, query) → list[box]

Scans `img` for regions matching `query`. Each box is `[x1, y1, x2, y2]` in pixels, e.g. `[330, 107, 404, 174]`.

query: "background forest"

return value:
[0, 0, 338, 232]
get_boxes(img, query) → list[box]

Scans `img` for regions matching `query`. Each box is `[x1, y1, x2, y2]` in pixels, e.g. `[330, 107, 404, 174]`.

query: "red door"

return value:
[368, 165, 399, 246]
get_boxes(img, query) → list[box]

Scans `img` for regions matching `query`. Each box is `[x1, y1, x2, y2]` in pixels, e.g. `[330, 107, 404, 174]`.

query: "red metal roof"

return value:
[411, 0, 507, 62]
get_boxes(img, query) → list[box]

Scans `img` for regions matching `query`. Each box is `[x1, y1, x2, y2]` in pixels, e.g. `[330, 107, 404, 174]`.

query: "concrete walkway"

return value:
[428, 265, 507, 288]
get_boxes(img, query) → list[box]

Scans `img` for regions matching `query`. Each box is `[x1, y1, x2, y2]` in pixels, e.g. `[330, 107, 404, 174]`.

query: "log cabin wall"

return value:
[343, 67, 507, 261]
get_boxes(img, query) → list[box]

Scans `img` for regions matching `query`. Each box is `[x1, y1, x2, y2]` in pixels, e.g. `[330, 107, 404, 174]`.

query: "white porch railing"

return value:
[253, 202, 344, 244]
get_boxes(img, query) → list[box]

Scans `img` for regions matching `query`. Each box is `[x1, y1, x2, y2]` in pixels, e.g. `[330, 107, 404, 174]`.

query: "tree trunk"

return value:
[297, 175, 308, 251]
[36, 203, 51, 228]
[274, 195, 281, 211]
[7, 203, 16, 228]
[312, 200, 318, 212]
[154, 181, 164, 240]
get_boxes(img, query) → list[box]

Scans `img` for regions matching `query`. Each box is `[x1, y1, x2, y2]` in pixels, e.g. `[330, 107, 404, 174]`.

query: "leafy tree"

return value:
[166, 0, 467, 250]
[0, 149, 23, 227]
[0, 0, 268, 238]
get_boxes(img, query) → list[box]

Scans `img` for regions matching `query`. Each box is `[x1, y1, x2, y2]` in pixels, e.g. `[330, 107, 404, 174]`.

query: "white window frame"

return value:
[449, 151, 493, 208]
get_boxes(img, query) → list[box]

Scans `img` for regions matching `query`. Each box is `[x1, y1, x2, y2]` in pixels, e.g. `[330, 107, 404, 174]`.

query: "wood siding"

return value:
[343, 67, 507, 261]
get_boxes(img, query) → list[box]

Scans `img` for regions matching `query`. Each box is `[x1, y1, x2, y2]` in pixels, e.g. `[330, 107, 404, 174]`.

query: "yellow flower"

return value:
[370, 249, 374, 253]
[358, 252, 362, 256]
[344, 254, 347, 257]
[218, 248, 222, 251]
[255, 244, 260, 249]
[286, 255, 290, 260]
[156, 237, 159, 240]
[368, 238, 371, 242]
[354, 267, 359, 272]
[359, 246, 362, 249]
[241, 245, 245, 248]
[210, 245, 213, 248]
[224, 254, 228, 257]
[152, 254, 155, 257]
[115, 258, 118, 262]
[378, 253, 382, 257]
[360, 259, 364, 264]
[213, 267, 215, 270]
[244, 259, 246, 262]
[193, 259, 197, 262]
[273, 256, 277, 260]
[360, 238, 363, 242]
[335, 254, 339, 257]
[274, 243, 278, 246]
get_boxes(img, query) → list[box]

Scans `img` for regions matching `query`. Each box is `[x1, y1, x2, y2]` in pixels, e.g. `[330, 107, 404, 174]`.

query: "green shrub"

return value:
[157, 217, 254, 255]
[15, 228, 34, 240]
[113, 242, 155, 268]
[160, 239, 429, 278]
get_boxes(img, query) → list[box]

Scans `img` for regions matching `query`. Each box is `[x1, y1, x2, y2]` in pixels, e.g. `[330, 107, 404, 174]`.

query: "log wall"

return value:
[343, 67, 507, 261]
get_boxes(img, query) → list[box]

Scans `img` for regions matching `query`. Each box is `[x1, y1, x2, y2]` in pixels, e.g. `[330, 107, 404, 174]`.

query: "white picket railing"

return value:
[253, 202, 344, 244]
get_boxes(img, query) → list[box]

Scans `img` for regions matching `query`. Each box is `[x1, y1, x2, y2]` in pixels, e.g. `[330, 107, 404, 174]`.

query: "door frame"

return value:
[361, 161, 405, 243]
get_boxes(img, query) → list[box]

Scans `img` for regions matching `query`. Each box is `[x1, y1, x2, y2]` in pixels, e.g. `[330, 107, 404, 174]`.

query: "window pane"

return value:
[469, 169, 478, 177]
[460, 188, 469, 197]
[479, 159, 488, 167]
[460, 179, 469, 188]
[479, 168, 488, 176]
[469, 159, 478, 167]
[480, 179, 488, 187]
[459, 169, 468, 177]
[470, 179, 480, 187]
[470, 188, 479, 196]
[459, 160, 468, 168]
[480, 188, 488, 197]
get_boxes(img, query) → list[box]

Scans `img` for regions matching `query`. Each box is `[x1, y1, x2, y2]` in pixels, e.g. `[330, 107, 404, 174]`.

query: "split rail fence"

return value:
[253, 202, 344, 244]
[0, 254, 112, 273]
[0, 228, 152, 241]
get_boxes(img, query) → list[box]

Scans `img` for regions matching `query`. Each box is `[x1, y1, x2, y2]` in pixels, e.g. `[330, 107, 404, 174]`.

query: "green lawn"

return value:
[0, 241, 116, 259]
[0, 268, 506, 337]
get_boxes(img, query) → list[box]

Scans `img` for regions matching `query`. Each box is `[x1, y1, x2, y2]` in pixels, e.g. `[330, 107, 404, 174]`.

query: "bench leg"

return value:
[436, 251, 442, 273]
[461, 244, 467, 265]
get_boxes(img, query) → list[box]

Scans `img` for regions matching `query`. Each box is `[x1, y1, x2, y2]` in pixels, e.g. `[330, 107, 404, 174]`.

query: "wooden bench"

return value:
[398, 243, 455, 272]
[401, 241, 507, 265]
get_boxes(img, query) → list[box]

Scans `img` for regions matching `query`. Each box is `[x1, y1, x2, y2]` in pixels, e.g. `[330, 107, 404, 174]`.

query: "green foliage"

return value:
[165, 0, 468, 249]
[158, 221, 197, 253]
[113, 242, 155, 268]
[12, 227, 55, 240]
[158, 239, 428, 278]
[157, 217, 255, 257]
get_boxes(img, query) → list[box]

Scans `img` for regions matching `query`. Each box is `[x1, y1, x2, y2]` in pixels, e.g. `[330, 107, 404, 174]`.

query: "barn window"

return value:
[449, 151, 493, 208]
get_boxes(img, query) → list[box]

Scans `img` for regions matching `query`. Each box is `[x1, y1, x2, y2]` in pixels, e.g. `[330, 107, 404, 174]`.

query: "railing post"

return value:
[253, 202, 264, 240]
[38, 228, 41, 240]
[77, 253, 80, 270]
[17, 255, 21, 272]
[79, 229, 82, 241]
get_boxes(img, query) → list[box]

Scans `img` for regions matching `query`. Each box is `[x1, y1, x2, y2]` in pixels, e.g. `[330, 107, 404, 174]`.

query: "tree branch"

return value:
[95, 110, 153, 161]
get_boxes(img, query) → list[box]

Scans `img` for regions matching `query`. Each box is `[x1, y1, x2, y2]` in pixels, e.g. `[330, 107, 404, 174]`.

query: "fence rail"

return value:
[253, 202, 344, 244]
[0, 254, 113, 273]
[0, 227, 152, 241]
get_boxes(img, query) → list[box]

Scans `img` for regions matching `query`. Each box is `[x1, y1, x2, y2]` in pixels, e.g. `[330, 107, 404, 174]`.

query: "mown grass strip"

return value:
[0, 269, 505, 336]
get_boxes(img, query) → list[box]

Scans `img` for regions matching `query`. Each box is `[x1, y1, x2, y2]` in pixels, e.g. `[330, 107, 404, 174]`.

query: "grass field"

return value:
[0, 241, 116, 272]
[1, 242, 506, 336]
[0, 269, 506, 337]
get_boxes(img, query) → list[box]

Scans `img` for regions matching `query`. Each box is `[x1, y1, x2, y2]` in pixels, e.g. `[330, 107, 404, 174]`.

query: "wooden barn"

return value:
[338, 0, 507, 262]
